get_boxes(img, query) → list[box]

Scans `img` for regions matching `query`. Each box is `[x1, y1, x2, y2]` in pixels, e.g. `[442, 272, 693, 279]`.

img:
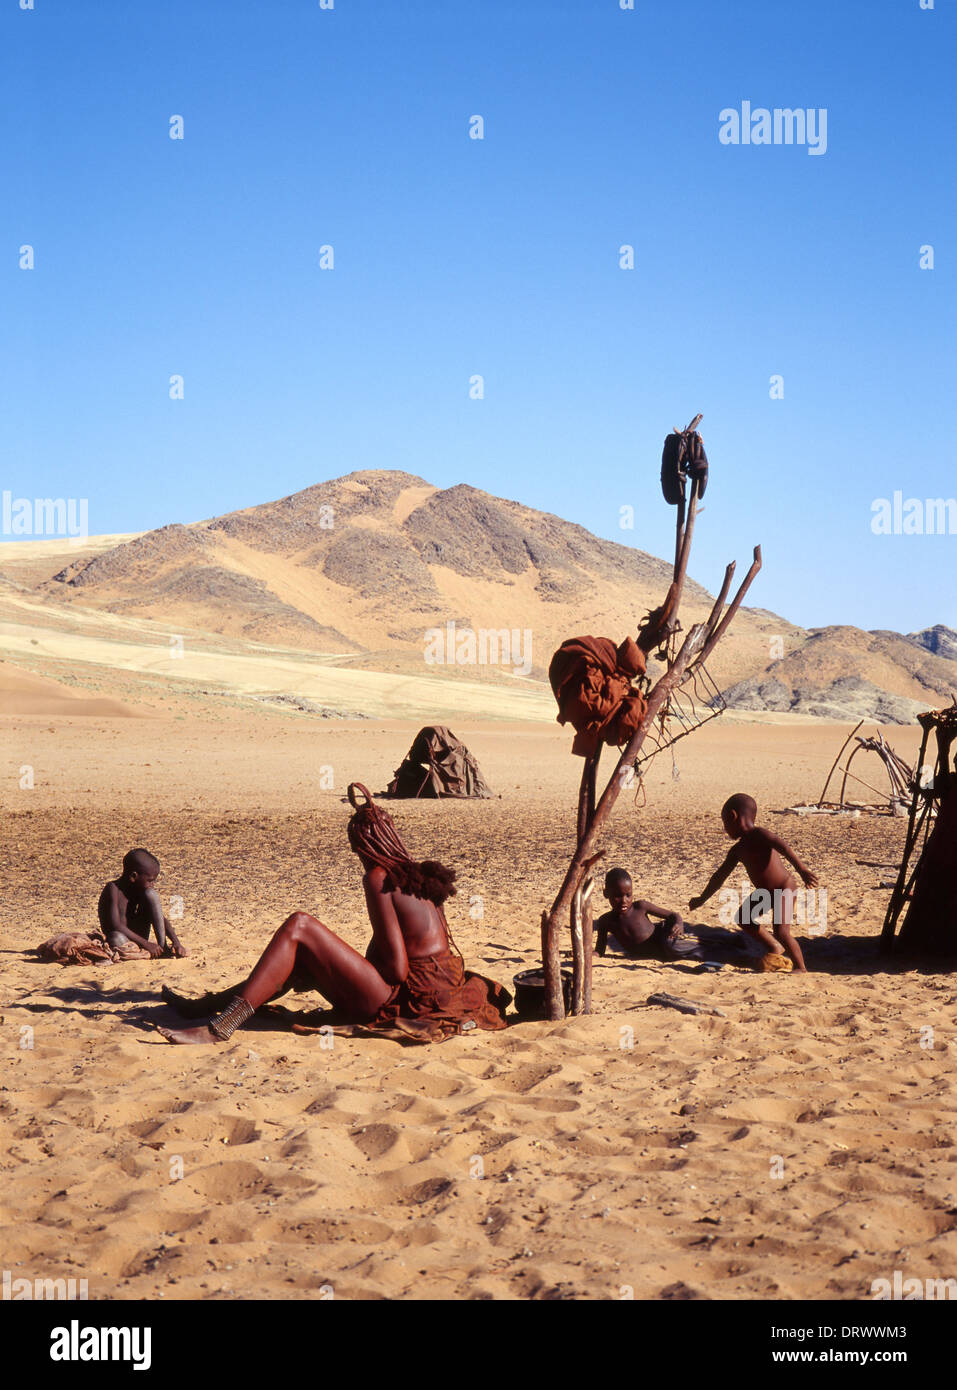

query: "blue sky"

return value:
[3, 0, 953, 634]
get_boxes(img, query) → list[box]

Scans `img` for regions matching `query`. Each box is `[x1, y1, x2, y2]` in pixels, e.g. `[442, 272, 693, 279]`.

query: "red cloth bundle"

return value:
[548, 635, 648, 757]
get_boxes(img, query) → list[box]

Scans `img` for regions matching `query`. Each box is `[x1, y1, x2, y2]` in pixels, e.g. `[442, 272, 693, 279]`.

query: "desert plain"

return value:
[3, 675, 955, 1302]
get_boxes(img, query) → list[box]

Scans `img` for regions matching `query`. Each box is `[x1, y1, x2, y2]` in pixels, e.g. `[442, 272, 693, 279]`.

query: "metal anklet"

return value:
[208, 995, 254, 1040]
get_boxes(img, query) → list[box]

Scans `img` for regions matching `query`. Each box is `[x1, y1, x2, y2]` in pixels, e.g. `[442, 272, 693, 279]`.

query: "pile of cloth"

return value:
[34, 931, 151, 964]
[292, 952, 512, 1045]
[548, 635, 648, 757]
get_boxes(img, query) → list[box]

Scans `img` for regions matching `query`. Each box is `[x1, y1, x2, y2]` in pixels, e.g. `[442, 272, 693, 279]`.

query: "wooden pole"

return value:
[671, 478, 702, 612]
[570, 883, 584, 1014]
[576, 752, 599, 844]
[817, 720, 864, 806]
[691, 547, 762, 667]
[673, 487, 686, 573]
[542, 540, 763, 1019]
[839, 745, 865, 809]
[572, 751, 598, 1012]
[881, 722, 932, 950]
[543, 624, 706, 1018]
[703, 562, 736, 635]
[581, 874, 595, 1013]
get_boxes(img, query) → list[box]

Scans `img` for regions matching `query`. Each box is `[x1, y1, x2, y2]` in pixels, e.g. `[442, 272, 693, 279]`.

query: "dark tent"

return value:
[386, 726, 493, 799]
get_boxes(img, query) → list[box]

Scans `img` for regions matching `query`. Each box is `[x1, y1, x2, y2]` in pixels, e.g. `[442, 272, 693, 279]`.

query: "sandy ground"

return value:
[3, 699, 956, 1303]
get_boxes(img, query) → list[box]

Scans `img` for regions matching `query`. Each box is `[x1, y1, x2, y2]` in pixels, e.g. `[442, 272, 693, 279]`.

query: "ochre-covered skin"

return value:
[158, 784, 508, 1045]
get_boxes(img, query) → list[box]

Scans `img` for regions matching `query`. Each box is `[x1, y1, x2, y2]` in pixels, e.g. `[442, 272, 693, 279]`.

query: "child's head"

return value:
[721, 793, 757, 839]
[603, 867, 633, 915]
[122, 848, 160, 894]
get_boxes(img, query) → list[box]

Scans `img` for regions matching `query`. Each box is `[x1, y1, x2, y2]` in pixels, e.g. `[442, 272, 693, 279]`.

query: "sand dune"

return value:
[0, 664, 142, 719]
[0, 613, 554, 724]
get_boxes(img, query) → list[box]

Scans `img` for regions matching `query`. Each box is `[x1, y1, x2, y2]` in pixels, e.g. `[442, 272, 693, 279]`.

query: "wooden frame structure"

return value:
[540, 420, 762, 1019]
[880, 701, 957, 953]
[815, 723, 916, 813]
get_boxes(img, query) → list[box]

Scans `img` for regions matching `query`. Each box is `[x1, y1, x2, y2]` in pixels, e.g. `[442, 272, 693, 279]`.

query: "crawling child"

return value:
[689, 793, 817, 973]
[595, 867, 703, 960]
[97, 848, 187, 959]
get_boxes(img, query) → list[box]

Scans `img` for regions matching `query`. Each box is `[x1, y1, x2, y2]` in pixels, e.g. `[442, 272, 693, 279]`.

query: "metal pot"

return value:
[512, 967, 573, 1019]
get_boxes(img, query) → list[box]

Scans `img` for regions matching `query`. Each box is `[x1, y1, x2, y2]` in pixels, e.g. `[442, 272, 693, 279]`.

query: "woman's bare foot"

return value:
[161, 985, 236, 1018]
[156, 1023, 222, 1045]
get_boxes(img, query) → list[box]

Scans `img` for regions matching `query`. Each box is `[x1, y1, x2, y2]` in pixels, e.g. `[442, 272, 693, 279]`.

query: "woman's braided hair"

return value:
[346, 783, 457, 907]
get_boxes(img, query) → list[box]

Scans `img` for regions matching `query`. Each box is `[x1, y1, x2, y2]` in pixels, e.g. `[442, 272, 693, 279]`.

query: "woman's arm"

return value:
[362, 869, 410, 986]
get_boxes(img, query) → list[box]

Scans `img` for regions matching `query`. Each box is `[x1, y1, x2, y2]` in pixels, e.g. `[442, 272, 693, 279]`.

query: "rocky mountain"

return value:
[721, 626, 957, 724]
[2, 469, 952, 722]
[35, 470, 788, 687]
[909, 625, 957, 663]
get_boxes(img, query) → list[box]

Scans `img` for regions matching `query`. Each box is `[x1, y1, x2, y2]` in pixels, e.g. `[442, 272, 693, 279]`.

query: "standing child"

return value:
[689, 794, 817, 973]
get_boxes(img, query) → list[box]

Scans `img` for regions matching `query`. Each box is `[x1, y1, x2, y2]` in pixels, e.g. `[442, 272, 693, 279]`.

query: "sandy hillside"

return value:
[2, 471, 801, 691]
[3, 700, 956, 1303]
[0, 665, 142, 720]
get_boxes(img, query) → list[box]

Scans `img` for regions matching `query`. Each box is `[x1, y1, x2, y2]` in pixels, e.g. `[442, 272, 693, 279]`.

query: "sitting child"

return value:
[688, 793, 817, 973]
[97, 848, 187, 959]
[595, 867, 702, 960]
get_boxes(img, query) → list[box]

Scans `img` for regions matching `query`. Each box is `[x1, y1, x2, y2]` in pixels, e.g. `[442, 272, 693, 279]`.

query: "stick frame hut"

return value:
[881, 701, 957, 953]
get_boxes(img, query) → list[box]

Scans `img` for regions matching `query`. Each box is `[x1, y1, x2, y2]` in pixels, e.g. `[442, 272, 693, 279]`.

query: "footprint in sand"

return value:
[387, 1066, 464, 1099]
[186, 1159, 287, 1201]
[302, 1090, 340, 1115]
[509, 1095, 580, 1113]
[408, 1176, 456, 1205]
[494, 1063, 562, 1094]
[288, 1215, 395, 1245]
[128, 1112, 259, 1146]
[348, 1122, 437, 1164]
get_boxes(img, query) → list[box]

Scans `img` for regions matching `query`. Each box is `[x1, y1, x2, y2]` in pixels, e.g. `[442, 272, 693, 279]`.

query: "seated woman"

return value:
[158, 784, 510, 1045]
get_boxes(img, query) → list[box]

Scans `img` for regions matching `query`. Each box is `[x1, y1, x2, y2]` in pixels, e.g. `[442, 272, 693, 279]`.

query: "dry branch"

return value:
[646, 992, 726, 1018]
[541, 424, 762, 1019]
